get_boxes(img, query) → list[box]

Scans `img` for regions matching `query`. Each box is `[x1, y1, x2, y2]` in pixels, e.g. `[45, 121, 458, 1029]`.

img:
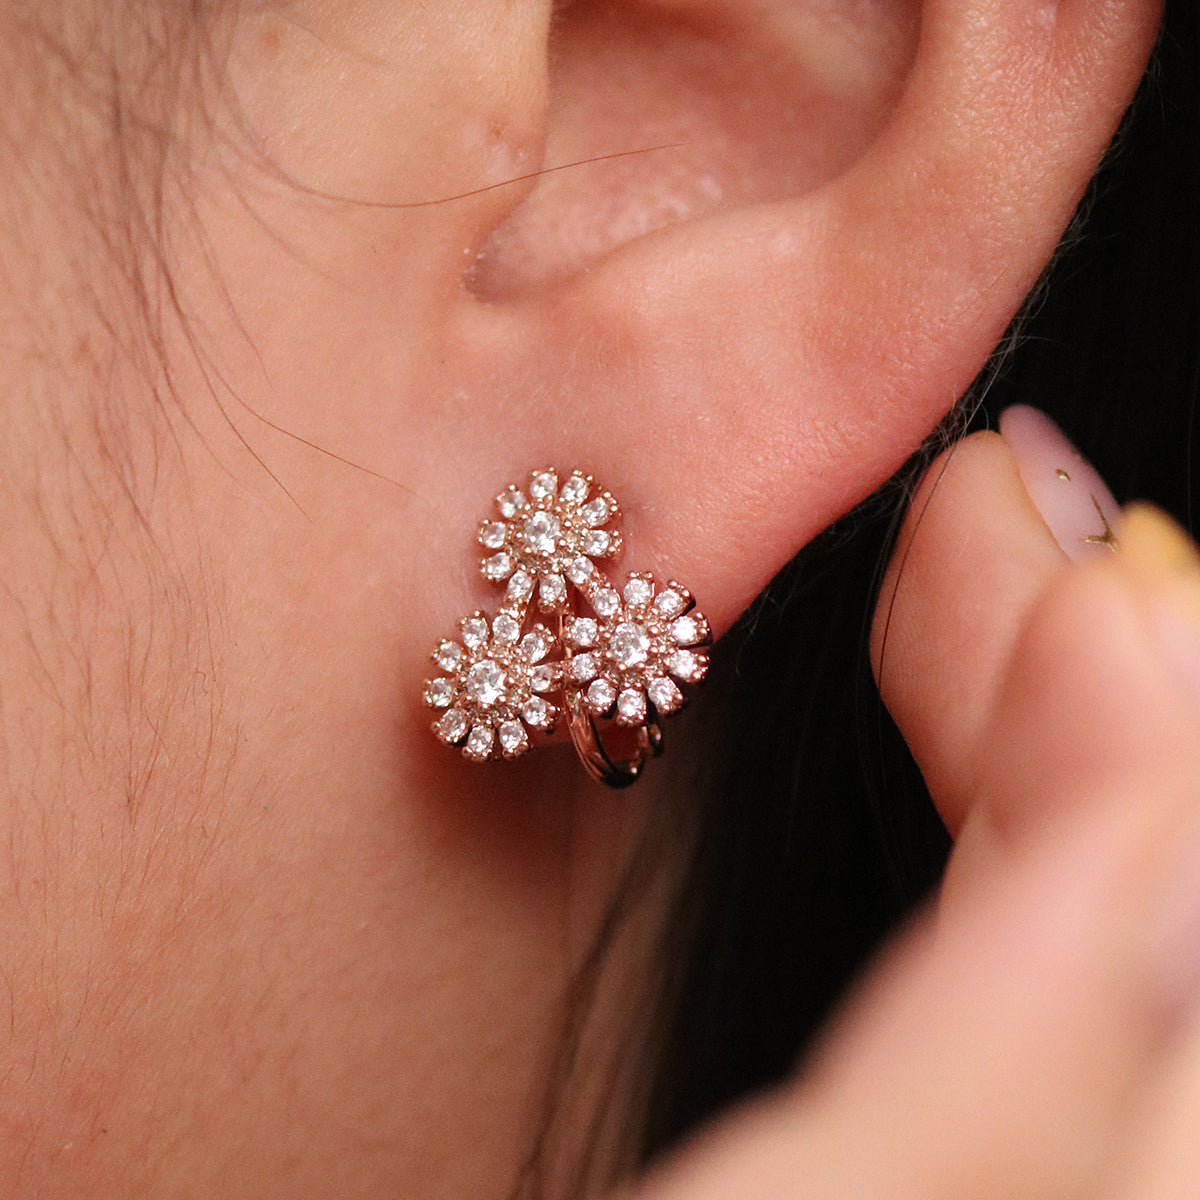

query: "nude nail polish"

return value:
[999, 406, 1121, 562]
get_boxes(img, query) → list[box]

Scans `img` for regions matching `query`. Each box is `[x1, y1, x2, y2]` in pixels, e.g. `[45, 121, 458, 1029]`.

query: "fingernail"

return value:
[999, 406, 1121, 562]
[1117, 504, 1200, 701]
[1118, 503, 1200, 585]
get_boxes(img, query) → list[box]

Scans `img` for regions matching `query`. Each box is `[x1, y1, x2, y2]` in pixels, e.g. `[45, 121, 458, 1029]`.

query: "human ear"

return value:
[439, 0, 1161, 635]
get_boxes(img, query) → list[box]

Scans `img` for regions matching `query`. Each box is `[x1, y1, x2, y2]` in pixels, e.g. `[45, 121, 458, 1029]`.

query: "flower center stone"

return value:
[611, 621, 650, 670]
[523, 512, 560, 556]
[466, 660, 506, 707]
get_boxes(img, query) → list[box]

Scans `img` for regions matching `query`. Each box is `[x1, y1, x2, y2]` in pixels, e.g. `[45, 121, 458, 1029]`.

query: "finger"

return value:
[1110, 1007, 1200, 1200]
[638, 516, 1200, 1200]
[870, 429, 1067, 833]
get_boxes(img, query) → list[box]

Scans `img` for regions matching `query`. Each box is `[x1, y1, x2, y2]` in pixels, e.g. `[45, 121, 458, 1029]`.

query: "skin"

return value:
[0, 0, 1173, 1197]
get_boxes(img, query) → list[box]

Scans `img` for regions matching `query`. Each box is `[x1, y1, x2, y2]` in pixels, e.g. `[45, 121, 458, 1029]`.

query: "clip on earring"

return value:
[423, 469, 710, 788]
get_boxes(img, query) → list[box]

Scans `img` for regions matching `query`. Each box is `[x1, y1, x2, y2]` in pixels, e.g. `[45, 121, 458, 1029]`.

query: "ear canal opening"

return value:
[467, 0, 921, 300]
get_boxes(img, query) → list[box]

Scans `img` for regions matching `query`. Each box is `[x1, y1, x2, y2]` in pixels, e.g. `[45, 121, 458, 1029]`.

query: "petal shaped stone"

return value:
[539, 574, 567, 609]
[567, 556, 594, 585]
[582, 497, 611, 527]
[529, 471, 558, 501]
[566, 617, 598, 648]
[593, 589, 620, 618]
[568, 653, 599, 684]
[623, 576, 654, 608]
[616, 688, 647, 726]
[519, 627, 554, 663]
[653, 590, 686, 619]
[434, 641, 463, 672]
[483, 552, 514, 582]
[435, 708, 469, 744]
[586, 679, 616, 715]
[460, 616, 489, 648]
[522, 696, 554, 729]
[463, 724, 495, 762]
[667, 650, 708, 684]
[478, 521, 507, 550]
[492, 613, 520, 645]
[670, 615, 707, 646]
[424, 678, 454, 708]
[529, 665, 557, 693]
[560, 473, 590, 505]
[647, 676, 683, 714]
[498, 720, 529, 757]
[497, 488, 527, 519]
[507, 570, 534, 603]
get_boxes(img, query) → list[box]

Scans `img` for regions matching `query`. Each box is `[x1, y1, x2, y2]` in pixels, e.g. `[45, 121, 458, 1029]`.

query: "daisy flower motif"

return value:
[562, 572, 712, 728]
[476, 468, 624, 615]
[424, 610, 561, 762]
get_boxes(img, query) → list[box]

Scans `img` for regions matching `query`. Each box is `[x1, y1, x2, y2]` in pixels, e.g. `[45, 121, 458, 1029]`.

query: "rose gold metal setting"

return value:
[422, 468, 709, 788]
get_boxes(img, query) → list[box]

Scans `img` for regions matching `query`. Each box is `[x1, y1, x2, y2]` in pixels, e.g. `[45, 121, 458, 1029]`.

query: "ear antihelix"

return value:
[470, 0, 921, 296]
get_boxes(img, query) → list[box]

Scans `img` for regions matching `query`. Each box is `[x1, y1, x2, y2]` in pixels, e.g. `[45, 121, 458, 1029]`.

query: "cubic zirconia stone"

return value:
[507, 570, 534, 602]
[434, 641, 463, 672]
[464, 724, 495, 762]
[567, 556, 594, 585]
[670, 615, 703, 646]
[435, 708, 468, 744]
[539, 574, 567, 608]
[566, 617, 598, 648]
[568, 653, 599, 684]
[498, 720, 528, 756]
[522, 696, 553, 729]
[623, 577, 653, 608]
[492, 613, 520, 645]
[497, 488, 526, 519]
[424, 678, 454, 708]
[653, 590, 685, 619]
[461, 616, 489, 648]
[560, 473, 589, 504]
[587, 678, 617, 714]
[611, 621, 650, 669]
[593, 589, 620, 618]
[523, 511, 560, 556]
[483, 552, 514, 582]
[519, 627, 553, 663]
[479, 521, 507, 550]
[466, 660, 506, 706]
[582, 497, 610, 527]
[582, 530, 610, 556]
[616, 688, 647, 726]
[647, 676, 683, 714]
[667, 650, 707, 684]
[530, 665, 557, 693]
[529, 471, 558, 501]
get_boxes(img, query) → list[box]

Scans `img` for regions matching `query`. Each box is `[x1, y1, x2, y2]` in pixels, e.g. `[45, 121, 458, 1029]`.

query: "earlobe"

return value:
[460, 0, 1160, 636]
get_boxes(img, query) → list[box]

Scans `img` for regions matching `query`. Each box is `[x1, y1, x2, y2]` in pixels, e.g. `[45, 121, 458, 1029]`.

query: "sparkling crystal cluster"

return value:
[424, 468, 710, 765]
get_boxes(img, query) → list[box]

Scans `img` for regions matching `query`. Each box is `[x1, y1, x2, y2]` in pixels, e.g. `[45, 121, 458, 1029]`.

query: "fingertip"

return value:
[871, 429, 1065, 830]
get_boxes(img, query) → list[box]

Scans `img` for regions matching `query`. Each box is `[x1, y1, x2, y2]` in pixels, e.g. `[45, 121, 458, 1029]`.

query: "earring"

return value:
[423, 469, 710, 788]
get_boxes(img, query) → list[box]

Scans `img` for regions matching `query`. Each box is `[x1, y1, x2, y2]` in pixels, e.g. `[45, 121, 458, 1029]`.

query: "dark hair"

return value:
[643, 0, 1200, 1159]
